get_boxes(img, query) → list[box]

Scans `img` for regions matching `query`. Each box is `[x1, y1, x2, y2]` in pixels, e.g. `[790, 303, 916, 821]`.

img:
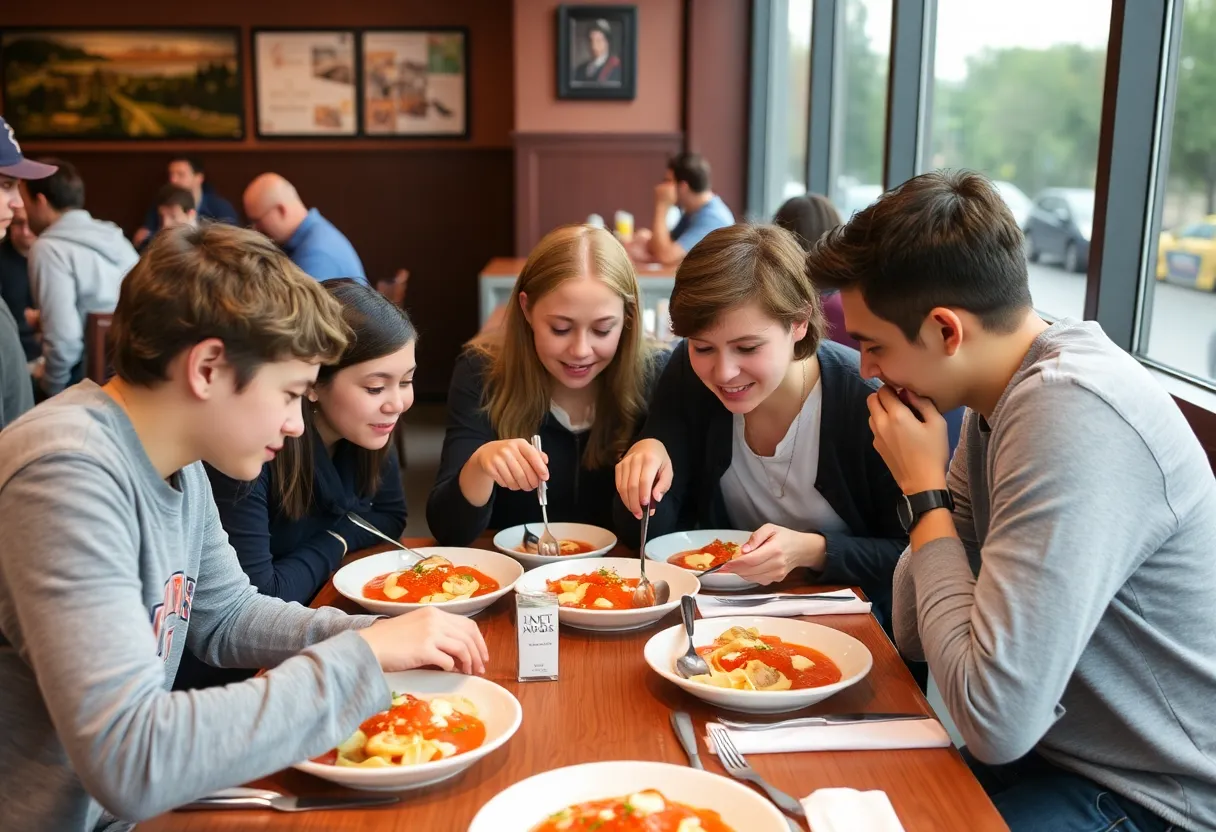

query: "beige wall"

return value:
[513, 0, 683, 133]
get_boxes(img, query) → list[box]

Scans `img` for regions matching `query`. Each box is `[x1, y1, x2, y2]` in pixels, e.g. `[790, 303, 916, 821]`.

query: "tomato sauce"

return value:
[530, 792, 735, 832]
[668, 538, 740, 570]
[698, 635, 842, 689]
[515, 539, 597, 556]
[545, 569, 640, 609]
[363, 565, 499, 603]
[312, 694, 486, 766]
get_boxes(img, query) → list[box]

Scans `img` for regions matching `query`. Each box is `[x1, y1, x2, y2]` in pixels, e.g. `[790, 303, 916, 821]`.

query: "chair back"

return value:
[85, 312, 115, 384]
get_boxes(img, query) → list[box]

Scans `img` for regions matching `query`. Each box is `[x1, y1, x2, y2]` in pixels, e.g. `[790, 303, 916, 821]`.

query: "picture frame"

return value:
[252, 28, 359, 139]
[359, 27, 469, 139]
[555, 5, 637, 101]
[0, 27, 244, 140]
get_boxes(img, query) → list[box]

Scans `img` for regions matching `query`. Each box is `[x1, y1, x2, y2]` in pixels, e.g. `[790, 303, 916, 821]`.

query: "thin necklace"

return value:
[743, 360, 808, 499]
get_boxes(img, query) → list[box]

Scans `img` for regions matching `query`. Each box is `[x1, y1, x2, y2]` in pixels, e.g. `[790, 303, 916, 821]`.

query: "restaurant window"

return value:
[1139, 0, 1216, 385]
[829, 0, 891, 219]
[923, 0, 1111, 321]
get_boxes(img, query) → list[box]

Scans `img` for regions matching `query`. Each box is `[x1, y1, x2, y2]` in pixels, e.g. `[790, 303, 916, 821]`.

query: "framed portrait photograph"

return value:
[253, 29, 358, 138]
[0, 28, 243, 140]
[360, 28, 469, 138]
[555, 5, 637, 101]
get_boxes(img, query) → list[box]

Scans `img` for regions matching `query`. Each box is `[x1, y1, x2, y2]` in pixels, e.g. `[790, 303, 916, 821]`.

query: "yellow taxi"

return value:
[1157, 215, 1216, 290]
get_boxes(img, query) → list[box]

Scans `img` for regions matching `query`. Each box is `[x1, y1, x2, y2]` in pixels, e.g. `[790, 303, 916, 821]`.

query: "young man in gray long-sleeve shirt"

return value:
[0, 223, 488, 832]
[809, 169, 1216, 831]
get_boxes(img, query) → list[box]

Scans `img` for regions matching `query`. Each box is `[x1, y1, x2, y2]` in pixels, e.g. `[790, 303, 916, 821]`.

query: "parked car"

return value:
[993, 180, 1033, 229]
[1156, 215, 1216, 291]
[1024, 188, 1095, 273]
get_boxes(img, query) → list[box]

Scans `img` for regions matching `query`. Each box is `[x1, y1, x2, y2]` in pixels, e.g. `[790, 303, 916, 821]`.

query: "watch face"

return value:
[897, 495, 914, 532]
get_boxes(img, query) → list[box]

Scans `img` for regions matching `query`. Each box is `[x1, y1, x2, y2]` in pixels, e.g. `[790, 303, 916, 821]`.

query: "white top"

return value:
[719, 380, 850, 534]
[550, 401, 593, 433]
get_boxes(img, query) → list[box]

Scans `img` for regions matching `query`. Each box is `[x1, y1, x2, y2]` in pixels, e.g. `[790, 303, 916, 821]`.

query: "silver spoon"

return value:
[631, 496, 671, 608]
[529, 435, 561, 557]
[345, 513, 426, 566]
[675, 595, 710, 679]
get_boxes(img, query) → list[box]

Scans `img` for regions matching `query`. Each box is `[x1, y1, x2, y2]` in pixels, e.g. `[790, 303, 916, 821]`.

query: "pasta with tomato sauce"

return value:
[516, 539, 597, 556]
[690, 626, 842, 691]
[667, 539, 741, 571]
[312, 693, 486, 768]
[545, 567, 640, 610]
[531, 789, 735, 832]
[363, 555, 500, 604]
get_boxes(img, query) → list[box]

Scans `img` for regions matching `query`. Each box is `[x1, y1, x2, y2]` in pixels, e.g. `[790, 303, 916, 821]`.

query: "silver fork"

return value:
[529, 435, 561, 557]
[708, 724, 806, 819]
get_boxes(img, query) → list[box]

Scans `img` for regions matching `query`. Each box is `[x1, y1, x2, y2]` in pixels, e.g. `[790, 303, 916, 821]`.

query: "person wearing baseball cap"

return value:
[0, 115, 55, 428]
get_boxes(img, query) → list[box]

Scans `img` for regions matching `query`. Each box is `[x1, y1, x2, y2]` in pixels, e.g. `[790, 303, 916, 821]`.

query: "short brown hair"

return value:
[110, 223, 350, 389]
[156, 183, 195, 213]
[668, 152, 712, 193]
[670, 223, 825, 361]
[807, 170, 1032, 340]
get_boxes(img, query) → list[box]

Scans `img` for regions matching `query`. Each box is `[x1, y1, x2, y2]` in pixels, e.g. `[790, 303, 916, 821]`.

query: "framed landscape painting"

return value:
[0, 28, 244, 140]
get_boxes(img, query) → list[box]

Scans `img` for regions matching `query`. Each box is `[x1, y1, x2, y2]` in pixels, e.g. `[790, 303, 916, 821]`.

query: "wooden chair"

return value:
[375, 269, 409, 307]
[85, 312, 115, 384]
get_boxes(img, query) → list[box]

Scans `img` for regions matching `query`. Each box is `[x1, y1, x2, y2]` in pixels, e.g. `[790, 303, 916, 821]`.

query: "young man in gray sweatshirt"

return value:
[808, 170, 1216, 831]
[0, 223, 488, 832]
[20, 158, 140, 396]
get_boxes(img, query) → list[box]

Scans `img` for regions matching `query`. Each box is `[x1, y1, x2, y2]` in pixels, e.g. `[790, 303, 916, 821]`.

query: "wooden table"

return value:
[146, 538, 1006, 831]
[479, 257, 680, 337]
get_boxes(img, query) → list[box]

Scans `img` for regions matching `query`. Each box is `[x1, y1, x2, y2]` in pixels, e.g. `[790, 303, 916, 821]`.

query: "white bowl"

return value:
[294, 669, 522, 792]
[644, 615, 873, 714]
[645, 529, 760, 591]
[492, 522, 617, 569]
[468, 760, 787, 831]
[514, 557, 699, 632]
[332, 547, 523, 617]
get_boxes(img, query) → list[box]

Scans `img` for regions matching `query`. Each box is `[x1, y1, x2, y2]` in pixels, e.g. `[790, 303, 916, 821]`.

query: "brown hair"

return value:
[773, 193, 842, 252]
[156, 183, 195, 214]
[668, 152, 712, 193]
[109, 223, 349, 389]
[471, 224, 654, 469]
[274, 279, 417, 519]
[669, 223, 825, 361]
[806, 170, 1032, 340]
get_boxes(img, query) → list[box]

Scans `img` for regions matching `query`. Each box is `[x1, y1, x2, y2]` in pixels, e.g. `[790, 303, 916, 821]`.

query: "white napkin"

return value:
[802, 788, 906, 832]
[706, 718, 951, 754]
[695, 588, 871, 618]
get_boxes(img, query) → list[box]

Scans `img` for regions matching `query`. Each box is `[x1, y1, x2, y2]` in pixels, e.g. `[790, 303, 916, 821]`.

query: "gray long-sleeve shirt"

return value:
[893, 319, 1216, 830]
[0, 382, 389, 831]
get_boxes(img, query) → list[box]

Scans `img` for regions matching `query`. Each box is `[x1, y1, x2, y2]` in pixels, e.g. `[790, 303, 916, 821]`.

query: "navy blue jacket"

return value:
[613, 339, 907, 625]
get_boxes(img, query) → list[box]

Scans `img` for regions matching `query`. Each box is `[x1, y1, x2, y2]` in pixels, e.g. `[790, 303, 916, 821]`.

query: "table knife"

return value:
[670, 711, 703, 770]
[177, 787, 399, 812]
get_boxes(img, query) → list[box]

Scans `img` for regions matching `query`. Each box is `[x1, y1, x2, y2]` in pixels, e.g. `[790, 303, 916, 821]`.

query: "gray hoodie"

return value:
[28, 210, 138, 394]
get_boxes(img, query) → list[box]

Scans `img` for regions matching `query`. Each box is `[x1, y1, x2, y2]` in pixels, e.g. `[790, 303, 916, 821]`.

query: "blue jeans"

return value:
[963, 749, 1176, 832]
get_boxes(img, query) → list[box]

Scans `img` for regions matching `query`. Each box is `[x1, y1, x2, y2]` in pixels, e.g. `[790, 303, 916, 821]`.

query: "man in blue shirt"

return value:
[628, 152, 734, 265]
[243, 173, 366, 284]
[133, 156, 238, 249]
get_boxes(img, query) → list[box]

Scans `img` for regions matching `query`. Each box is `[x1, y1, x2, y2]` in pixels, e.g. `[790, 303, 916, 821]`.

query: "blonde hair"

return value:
[670, 223, 825, 360]
[111, 223, 350, 387]
[471, 225, 652, 469]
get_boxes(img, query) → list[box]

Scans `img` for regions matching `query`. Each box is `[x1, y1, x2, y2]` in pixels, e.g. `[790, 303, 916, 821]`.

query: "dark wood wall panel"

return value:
[513, 132, 683, 255]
